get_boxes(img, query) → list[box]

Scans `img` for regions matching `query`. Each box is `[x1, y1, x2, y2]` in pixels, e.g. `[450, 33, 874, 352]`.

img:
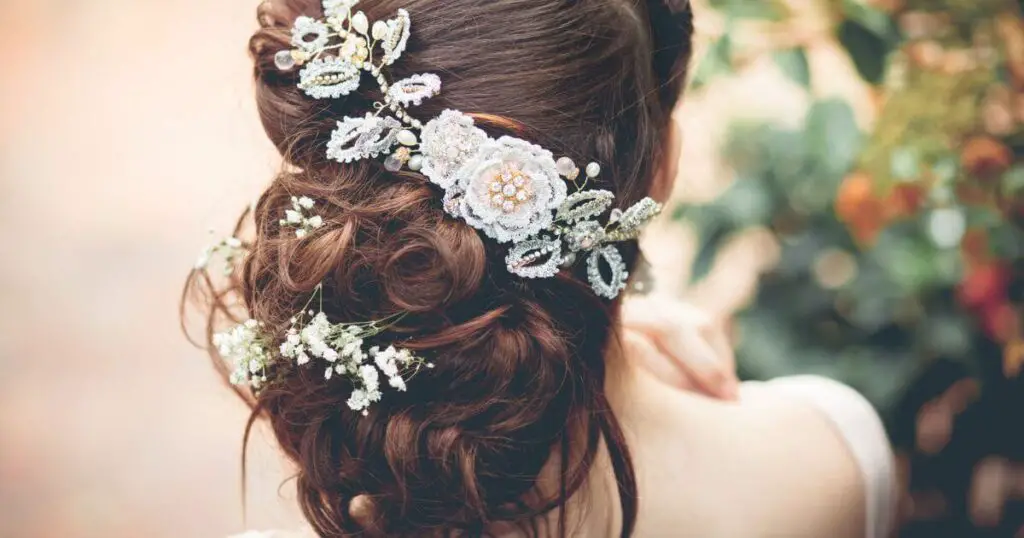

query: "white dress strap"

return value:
[754, 375, 897, 538]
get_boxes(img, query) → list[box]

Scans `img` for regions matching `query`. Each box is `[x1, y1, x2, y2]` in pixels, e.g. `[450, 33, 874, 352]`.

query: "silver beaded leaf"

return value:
[326, 113, 402, 163]
[505, 238, 564, 279]
[292, 16, 331, 54]
[381, 9, 411, 65]
[298, 57, 362, 100]
[587, 245, 629, 300]
[605, 197, 663, 242]
[555, 190, 615, 224]
[387, 73, 441, 107]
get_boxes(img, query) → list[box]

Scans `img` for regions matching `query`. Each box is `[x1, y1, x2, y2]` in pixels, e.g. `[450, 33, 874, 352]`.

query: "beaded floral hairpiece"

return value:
[206, 0, 662, 413]
[276, 0, 663, 299]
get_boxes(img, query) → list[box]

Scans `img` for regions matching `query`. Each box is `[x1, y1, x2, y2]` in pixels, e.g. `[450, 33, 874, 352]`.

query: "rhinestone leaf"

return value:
[587, 245, 628, 299]
[506, 238, 563, 279]
[298, 57, 361, 99]
[326, 113, 402, 163]
[605, 197, 662, 242]
[387, 73, 441, 107]
[381, 9, 411, 65]
[556, 190, 615, 224]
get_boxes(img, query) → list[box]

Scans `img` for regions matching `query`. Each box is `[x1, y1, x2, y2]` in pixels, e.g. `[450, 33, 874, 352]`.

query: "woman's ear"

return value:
[650, 118, 682, 204]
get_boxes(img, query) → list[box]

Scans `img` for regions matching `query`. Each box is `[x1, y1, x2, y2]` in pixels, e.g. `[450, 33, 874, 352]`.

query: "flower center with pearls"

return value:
[488, 165, 534, 213]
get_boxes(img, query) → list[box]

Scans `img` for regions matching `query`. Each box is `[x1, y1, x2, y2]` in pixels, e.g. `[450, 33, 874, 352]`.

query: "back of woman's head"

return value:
[186, 0, 694, 535]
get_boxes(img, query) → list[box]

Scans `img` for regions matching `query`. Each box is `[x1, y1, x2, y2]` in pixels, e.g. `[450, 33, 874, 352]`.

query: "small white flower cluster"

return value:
[279, 196, 324, 238]
[278, 312, 431, 414]
[214, 320, 273, 389]
[217, 309, 432, 416]
[195, 234, 246, 275]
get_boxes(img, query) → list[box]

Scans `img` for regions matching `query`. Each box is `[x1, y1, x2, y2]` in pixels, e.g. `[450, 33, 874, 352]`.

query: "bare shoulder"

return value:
[612, 363, 868, 538]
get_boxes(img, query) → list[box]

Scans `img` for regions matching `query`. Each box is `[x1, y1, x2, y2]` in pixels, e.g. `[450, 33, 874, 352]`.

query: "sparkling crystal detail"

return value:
[566, 221, 606, 252]
[384, 154, 403, 172]
[275, 50, 298, 71]
[486, 166, 534, 214]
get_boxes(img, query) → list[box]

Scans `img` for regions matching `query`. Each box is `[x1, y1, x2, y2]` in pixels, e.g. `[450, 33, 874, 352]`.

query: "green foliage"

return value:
[708, 0, 787, 20]
[690, 33, 733, 90]
[836, 0, 900, 85]
[774, 48, 812, 88]
[685, 0, 1024, 410]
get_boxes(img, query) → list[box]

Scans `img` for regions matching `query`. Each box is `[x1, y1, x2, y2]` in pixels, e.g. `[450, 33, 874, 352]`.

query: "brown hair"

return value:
[183, 0, 694, 536]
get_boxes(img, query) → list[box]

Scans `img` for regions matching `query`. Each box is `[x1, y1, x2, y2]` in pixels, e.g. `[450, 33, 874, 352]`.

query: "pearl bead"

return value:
[585, 162, 601, 178]
[408, 155, 423, 172]
[556, 156, 577, 177]
[503, 184, 518, 196]
[372, 21, 389, 40]
[351, 12, 369, 34]
[397, 129, 418, 146]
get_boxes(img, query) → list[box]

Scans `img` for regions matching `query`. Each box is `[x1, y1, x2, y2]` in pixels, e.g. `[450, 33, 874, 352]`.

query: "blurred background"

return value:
[1, 0, 1022, 537]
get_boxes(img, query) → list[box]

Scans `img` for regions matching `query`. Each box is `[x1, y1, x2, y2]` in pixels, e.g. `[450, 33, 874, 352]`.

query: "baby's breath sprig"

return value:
[195, 233, 247, 275]
[279, 196, 324, 238]
[215, 285, 433, 415]
[214, 320, 274, 389]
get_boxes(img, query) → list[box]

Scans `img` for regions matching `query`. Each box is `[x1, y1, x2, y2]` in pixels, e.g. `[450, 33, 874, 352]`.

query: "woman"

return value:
[186, 0, 896, 536]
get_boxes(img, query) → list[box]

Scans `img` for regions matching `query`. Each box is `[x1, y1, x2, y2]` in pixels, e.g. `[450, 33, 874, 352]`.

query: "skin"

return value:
[555, 124, 873, 537]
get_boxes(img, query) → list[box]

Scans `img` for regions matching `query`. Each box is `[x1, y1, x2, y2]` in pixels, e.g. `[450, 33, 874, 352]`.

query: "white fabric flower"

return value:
[453, 136, 567, 243]
[419, 110, 488, 189]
